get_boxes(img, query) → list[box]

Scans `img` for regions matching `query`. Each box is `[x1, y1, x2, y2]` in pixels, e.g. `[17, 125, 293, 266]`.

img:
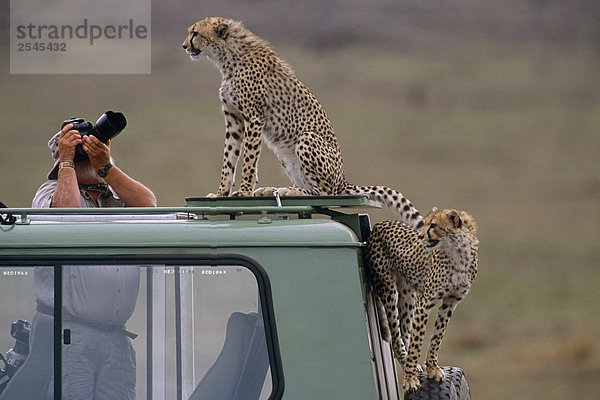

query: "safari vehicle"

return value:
[0, 196, 469, 400]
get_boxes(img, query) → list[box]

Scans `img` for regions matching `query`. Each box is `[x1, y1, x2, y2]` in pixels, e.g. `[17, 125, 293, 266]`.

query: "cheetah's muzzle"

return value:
[424, 239, 440, 250]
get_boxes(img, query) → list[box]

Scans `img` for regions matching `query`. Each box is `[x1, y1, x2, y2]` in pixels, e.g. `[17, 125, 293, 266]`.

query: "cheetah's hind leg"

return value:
[397, 276, 416, 368]
[294, 131, 345, 196]
[376, 294, 409, 367]
[376, 272, 408, 366]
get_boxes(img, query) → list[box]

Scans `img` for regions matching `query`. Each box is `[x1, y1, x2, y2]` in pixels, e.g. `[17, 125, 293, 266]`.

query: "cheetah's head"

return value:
[182, 17, 236, 61]
[418, 208, 478, 251]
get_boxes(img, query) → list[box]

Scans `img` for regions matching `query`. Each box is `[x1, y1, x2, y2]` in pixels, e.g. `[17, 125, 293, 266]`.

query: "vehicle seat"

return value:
[188, 311, 270, 400]
[0, 312, 53, 400]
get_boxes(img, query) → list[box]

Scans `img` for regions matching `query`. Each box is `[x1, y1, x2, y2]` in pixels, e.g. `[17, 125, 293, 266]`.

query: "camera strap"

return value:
[78, 183, 110, 196]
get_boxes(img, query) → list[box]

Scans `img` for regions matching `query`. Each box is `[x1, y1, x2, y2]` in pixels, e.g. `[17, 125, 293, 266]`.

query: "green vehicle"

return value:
[0, 196, 469, 400]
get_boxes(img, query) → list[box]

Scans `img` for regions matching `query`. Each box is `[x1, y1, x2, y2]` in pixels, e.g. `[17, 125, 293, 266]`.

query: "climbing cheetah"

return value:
[182, 17, 423, 229]
[366, 208, 479, 392]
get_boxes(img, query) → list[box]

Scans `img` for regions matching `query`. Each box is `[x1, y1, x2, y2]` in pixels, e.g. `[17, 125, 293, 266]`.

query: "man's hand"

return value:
[82, 135, 111, 171]
[58, 124, 82, 162]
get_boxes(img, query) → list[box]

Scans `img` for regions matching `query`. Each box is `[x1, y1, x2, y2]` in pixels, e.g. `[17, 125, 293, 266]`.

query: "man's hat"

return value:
[47, 131, 62, 180]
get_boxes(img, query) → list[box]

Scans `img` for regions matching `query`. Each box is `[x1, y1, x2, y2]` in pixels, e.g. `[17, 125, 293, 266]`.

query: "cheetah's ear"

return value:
[216, 23, 229, 39]
[448, 210, 462, 229]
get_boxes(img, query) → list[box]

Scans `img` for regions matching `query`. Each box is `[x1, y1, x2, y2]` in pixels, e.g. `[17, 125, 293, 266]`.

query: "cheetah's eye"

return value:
[191, 31, 198, 39]
[427, 223, 436, 238]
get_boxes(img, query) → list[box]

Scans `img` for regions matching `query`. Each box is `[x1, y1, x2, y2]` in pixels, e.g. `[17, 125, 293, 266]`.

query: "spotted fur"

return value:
[183, 17, 423, 229]
[366, 208, 479, 392]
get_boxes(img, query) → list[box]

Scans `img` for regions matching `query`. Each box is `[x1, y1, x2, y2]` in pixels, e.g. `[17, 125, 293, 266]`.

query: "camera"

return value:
[61, 111, 127, 161]
[0, 320, 31, 395]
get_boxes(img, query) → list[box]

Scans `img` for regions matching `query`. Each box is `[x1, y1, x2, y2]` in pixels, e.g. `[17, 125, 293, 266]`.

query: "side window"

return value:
[0, 260, 281, 400]
[166, 265, 273, 400]
[0, 267, 37, 398]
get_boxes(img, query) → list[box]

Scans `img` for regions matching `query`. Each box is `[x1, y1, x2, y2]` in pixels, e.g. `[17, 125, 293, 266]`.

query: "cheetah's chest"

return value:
[432, 252, 472, 295]
[220, 79, 316, 189]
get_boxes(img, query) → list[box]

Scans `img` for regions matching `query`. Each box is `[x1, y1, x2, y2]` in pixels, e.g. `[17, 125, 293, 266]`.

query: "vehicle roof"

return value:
[0, 196, 377, 255]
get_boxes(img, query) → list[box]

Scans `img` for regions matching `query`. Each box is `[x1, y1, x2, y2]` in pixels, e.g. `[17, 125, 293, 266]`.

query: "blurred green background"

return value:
[1, 0, 599, 398]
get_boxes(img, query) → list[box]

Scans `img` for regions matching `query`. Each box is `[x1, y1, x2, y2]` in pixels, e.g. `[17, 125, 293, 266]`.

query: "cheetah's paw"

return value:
[402, 375, 421, 392]
[253, 187, 277, 197]
[426, 365, 445, 381]
[230, 190, 253, 197]
[276, 187, 310, 196]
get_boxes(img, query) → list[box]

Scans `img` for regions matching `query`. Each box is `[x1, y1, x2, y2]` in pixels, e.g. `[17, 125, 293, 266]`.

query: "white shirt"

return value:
[34, 266, 140, 324]
[32, 179, 139, 324]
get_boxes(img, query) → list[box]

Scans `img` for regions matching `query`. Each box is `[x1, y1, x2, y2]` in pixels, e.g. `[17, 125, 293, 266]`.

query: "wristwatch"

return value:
[97, 162, 113, 178]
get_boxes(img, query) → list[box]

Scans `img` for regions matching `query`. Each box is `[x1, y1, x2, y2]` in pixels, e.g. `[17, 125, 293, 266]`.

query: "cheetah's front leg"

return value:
[231, 117, 265, 197]
[402, 304, 430, 392]
[425, 297, 461, 381]
[215, 109, 244, 197]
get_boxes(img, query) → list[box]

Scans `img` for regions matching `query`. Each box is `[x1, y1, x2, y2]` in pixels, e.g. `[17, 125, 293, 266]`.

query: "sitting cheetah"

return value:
[182, 17, 423, 229]
[366, 208, 479, 392]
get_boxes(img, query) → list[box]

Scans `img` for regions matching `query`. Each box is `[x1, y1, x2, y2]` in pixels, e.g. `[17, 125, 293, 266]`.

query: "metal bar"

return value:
[274, 191, 282, 207]
[146, 267, 153, 400]
[174, 266, 182, 400]
[151, 266, 166, 400]
[180, 267, 195, 399]
[1, 206, 314, 215]
[184, 194, 375, 208]
[53, 265, 62, 400]
[1, 194, 380, 220]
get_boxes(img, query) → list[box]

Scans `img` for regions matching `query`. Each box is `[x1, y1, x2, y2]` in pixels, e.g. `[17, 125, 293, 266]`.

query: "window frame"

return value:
[363, 283, 401, 399]
[0, 254, 284, 400]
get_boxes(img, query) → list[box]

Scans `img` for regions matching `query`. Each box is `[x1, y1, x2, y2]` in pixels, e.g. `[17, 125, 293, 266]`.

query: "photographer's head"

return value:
[47, 127, 114, 184]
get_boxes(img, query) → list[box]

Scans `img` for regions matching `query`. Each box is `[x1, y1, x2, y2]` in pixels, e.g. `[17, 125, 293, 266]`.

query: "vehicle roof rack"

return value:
[0, 195, 380, 225]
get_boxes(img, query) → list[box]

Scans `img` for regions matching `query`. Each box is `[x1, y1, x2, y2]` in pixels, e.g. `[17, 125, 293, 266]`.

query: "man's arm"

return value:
[52, 166, 81, 207]
[100, 165, 157, 207]
[51, 124, 82, 208]
[82, 135, 157, 207]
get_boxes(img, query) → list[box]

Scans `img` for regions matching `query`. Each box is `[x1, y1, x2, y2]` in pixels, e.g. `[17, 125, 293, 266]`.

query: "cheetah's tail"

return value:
[344, 184, 424, 230]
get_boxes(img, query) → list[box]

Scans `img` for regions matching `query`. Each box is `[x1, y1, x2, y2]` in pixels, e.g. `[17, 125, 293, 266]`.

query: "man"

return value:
[33, 121, 156, 208]
[30, 122, 156, 399]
